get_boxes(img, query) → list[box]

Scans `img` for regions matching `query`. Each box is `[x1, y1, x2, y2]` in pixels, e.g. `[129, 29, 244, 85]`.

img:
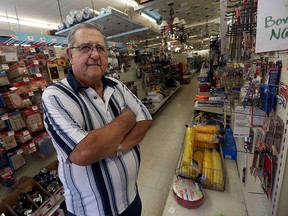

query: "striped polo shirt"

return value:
[42, 71, 152, 216]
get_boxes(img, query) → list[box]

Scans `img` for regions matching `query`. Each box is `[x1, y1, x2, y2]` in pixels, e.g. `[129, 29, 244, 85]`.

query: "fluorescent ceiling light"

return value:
[123, 0, 138, 7]
[140, 12, 157, 23]
[0, 16, 58, 29]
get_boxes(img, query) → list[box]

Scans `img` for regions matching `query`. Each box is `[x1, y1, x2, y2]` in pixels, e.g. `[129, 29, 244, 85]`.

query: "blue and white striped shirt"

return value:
[42, 71, 152, 216]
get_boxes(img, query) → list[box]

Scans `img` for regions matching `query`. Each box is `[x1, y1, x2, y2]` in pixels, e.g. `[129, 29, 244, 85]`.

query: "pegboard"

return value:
[234, 52, 288, 216]
[270, 52, 288, 216]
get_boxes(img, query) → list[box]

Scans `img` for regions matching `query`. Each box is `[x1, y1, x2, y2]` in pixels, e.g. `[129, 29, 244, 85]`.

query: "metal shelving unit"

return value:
[55, 7, 159, 43]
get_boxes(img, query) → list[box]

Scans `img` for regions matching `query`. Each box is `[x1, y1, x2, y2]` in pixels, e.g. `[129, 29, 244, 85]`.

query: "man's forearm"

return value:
[121, 120, 153, 153]
[69, 108, 136, 165]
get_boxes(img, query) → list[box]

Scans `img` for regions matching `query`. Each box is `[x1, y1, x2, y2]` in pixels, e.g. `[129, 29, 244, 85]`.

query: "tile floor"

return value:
[138, 75, 198, 216]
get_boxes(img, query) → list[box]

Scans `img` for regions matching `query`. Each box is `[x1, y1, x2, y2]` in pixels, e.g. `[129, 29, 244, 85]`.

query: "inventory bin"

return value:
[17, 178, 56, 215]
[34, 160, 64, 202]
[2, 183, 41, 216]
[0, 201, 17, 216]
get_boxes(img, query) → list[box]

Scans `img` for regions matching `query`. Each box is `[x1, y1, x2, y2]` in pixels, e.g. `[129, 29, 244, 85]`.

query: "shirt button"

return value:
[94, 96, 97, 99]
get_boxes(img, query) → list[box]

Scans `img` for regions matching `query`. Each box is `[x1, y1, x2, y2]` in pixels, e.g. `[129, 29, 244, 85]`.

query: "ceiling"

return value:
[0, 0, 221, 50]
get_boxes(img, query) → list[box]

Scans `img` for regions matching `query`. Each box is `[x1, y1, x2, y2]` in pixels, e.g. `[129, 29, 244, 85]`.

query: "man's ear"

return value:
[66, 48, 73, 64]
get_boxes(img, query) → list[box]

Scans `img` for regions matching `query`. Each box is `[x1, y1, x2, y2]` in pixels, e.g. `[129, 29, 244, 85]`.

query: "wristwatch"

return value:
[115, 144, 123, 157]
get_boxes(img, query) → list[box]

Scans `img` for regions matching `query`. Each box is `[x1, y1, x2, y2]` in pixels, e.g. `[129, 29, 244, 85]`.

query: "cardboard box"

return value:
[18, 178, 56, 215]
[2, 183, 41, 216]
[45, 160, 64, 202]
[0, 201, 17, 216]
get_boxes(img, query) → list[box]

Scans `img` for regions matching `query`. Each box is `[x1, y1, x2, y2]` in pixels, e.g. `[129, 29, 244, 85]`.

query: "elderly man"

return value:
[42, 23, 152, 216]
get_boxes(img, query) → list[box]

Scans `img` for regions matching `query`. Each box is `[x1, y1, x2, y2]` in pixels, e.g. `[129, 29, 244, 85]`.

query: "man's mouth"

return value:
[87, 63, 101, 67]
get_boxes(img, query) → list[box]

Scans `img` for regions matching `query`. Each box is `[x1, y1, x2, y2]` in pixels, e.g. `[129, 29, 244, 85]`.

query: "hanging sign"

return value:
[255, 0, 288, 53]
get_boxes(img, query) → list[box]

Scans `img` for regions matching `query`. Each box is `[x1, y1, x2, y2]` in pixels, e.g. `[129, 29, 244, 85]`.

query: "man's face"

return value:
[67, 28, 108, 86]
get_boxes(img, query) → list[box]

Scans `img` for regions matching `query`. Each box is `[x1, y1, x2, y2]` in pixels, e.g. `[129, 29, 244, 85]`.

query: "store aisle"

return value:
[138, 75, 198, 216]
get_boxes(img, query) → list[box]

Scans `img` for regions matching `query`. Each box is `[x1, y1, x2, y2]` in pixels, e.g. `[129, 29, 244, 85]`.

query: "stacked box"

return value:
[0, 131, 17, 150]
[22, 108, 44, 133]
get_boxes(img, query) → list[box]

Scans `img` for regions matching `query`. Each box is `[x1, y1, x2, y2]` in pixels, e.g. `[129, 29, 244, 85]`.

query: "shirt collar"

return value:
[66, 68, 118, 93]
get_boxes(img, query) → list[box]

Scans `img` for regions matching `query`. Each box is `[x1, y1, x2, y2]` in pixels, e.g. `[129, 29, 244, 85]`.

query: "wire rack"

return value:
[175, 135, 227, 192]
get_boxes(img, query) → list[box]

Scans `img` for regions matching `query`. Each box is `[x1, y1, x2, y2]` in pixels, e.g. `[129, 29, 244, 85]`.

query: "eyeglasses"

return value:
[70, 43, 107, 54]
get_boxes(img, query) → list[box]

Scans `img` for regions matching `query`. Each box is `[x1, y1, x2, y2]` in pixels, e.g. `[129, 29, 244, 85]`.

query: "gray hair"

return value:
[67, 23, 106, 47]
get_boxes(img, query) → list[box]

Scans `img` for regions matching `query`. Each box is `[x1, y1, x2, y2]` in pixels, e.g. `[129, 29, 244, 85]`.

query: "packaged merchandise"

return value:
[22, 108, 44, 133]
[14, 130, 32, 144]
[5, 65, 28, 80]
[33, 132, 55, 157]
[0, 131, 17, 150]
[0, 46, 18, 64]
[2, 92, 24, 110]
[5, 110, 26, 131]
[0, 71, 10, 86]
[7, 149, 26, 171]
[29, 77, 47, 91]
[10, 81, 30, 95]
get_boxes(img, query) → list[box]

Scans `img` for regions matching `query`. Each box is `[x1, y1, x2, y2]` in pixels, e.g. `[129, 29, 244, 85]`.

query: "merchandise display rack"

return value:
[0, 152, 57, 200]
[149, 85, 181, 116]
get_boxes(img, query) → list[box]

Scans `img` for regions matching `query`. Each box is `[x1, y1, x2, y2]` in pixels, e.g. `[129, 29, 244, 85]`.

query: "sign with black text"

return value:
[255, 0, 288, 53]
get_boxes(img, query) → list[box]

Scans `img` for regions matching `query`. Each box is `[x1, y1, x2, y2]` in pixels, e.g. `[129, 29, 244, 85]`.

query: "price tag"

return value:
[0, 50, 4, 56]
[2, 64, 9, 70]
[9, 87, 18, 91]
[56, 54, 61, 58]
[27, 36, 34, 41]
[52, 79, 58, 83]
[1, 114, 8, 121]
[44, 50, 49, 55]
[32, 105, 38, 111]
[17, 149, 23, 155]
[33, 60, 39, 65]
[8, 131, 15, 136]
[28, 91, 34, 96]
[23, 77, 30, 82]
[30, 48, 36, 52]
[29, 142, 35, 148]
[35, 73, 42, 77]
[40, 37, 46, 43]
[11, 34, 18, 40]
[23, 130, 29, 136]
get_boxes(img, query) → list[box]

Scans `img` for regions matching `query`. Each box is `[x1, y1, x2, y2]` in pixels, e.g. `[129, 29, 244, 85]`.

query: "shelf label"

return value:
[30, 48, 36, 52]
[23, 130, 29, 136]
[28, 91, 34, 96]
[2, 64, 9, 70]
[27, 36, 34, 41]
[17, 149, 23, 155]
[44, 50, 49, 55]
[32, 105, 38, 111]
[1, 114, 8, 121]
[40, 37, 46, 43]
[29, 142, 35, 148]
[23, 77, 30, 82]
[11, 34, 18, 40]
[8, 131, 15, 136]
[0, 50, 4, 56]
[35, 73, 42, 77]
[33, 60, 39, 65]
[9, 87, 18, 91]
